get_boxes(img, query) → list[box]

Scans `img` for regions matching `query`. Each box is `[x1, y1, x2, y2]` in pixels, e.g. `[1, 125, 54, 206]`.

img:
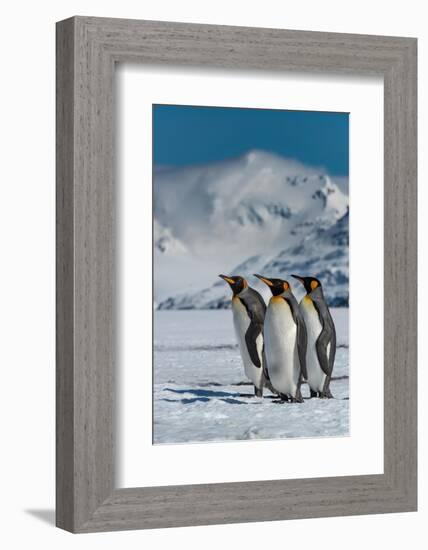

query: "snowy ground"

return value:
[153, 309, 349, 444]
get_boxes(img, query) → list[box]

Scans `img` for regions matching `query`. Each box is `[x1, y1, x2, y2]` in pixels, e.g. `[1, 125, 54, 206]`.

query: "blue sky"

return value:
[153, 104, 349, 176]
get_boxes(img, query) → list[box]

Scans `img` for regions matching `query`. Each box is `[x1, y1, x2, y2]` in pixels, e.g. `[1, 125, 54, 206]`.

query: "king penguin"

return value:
[254, 275, 307, 403]
[218, 275, 268, 397]
[292, 275, 336, 398]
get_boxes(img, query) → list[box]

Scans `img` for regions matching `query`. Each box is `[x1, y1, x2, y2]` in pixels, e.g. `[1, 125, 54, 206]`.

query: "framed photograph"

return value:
[151, 104, 350, 445]
[56, 16, 417, 532]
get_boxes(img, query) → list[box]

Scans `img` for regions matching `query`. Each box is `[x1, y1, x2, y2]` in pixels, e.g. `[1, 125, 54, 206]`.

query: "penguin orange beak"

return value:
[218, 274, 235, 285]
[253, 274, 274, 287]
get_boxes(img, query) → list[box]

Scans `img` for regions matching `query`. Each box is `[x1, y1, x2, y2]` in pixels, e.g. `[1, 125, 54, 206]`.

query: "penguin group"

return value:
[218, 273, 336, 402]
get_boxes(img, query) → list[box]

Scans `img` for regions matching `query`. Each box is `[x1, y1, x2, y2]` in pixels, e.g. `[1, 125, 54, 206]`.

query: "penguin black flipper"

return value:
[328, 321, 337, 374]
[296, 318, 308, 380]
[284, 296, 308, 380]
[313, 301, 336, 377]
[244, 321, 263, 368]
[315, 326, 333, 376]
[238, 288, 266, 370]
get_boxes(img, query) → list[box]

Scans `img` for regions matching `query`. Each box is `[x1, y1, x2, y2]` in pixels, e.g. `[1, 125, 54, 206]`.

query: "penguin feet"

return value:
[320, 388, 334, 399]
[319, 391, 334, 399]
[278, 393, 289, 403]
[254, 386, 263, 398]
[272, 393, 304, 404]
[291, 395, 304, 404]
[309, 389, 334, 399]
[290, 389, 304, 403]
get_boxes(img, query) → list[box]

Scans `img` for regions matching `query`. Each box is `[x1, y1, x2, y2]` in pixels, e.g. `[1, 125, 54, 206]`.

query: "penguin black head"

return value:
[291, 275, 322, 295]
[253, 274, 291, 296]
[218, 274, 248, 296]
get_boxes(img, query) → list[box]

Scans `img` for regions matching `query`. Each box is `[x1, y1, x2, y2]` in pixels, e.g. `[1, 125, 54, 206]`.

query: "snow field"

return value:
[153, 309, 349, 444]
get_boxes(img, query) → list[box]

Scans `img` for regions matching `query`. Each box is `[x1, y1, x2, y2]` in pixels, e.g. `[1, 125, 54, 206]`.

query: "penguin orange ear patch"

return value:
[283, 281, 289, 291]
[310, 280, 319, 290]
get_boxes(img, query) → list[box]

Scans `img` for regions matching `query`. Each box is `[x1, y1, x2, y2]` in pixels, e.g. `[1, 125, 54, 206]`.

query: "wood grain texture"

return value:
[56, 18, 76, 532]
[56, 16, 417, 533]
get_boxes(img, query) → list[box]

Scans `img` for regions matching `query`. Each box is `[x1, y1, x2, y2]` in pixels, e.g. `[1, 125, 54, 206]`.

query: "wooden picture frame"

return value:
[56, 16, 417, 533]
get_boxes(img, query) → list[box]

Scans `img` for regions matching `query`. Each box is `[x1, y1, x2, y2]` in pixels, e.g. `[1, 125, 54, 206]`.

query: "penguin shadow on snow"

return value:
[165, 387, 238, 399]
[161, 387, 277, 404]
[161, 396, 211, 405]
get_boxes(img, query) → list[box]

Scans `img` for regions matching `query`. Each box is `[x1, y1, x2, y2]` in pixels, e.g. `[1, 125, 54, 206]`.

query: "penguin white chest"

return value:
[264, 297, 300, 397]
[231, 297, 264, 389]
[300, 297, 326, 392]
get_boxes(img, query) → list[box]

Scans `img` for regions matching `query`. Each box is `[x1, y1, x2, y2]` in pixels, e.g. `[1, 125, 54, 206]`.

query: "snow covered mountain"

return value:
[154, 150, 349, 309]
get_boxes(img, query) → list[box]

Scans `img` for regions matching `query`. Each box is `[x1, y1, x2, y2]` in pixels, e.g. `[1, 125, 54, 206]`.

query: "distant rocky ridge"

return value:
[154, 150, 349, 309]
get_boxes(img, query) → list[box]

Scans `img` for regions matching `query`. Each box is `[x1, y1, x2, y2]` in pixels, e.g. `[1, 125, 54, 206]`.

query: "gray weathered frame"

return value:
[56, 16, 417, 533]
